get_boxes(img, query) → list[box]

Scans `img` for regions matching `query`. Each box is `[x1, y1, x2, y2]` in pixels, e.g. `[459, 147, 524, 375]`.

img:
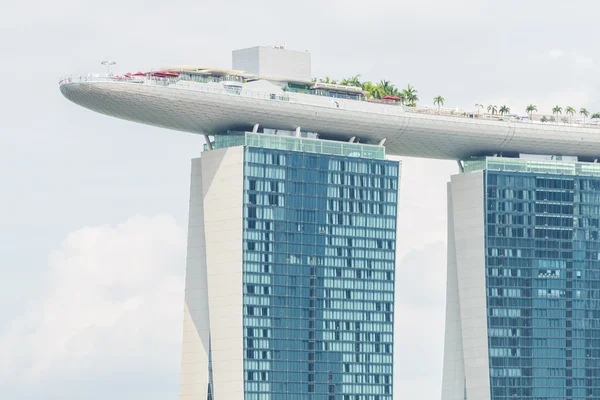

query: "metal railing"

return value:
[59, 74, 290, 102]
[464, 157, 600, 177]
[205, 132, 386, 159]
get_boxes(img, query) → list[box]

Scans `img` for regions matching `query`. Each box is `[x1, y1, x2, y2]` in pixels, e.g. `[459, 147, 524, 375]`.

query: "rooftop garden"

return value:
[312, 75, 419, 106]
[314, 75, 600, 125]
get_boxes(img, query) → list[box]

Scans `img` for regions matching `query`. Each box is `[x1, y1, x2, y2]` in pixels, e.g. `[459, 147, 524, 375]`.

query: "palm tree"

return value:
[487, 104, 498, 115]
[475, 103, 484, 116]
[402, 84, 418, 106]
[592, 112, 600, 122]
[319, 76, 338, 84]
[373, 80, 398, 100]
[360, 81, 376, 99]
[341, 74, 361, 87]
[552, 105, 563, 124]
[580, 108, 589, 125]
[433, 96, 445, 113]
[565, 106, 576, 124]
[526, 104, 537, 122]
[499, 105, 511, 116]
[540, 116, 549, 123]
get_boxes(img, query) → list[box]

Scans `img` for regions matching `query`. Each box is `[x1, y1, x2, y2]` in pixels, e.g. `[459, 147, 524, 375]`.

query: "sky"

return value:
[1, 0, 599, 399]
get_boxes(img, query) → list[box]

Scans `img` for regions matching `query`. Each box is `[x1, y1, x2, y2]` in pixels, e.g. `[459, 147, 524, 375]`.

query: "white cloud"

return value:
[1, 209, 450, 400]
[549, 49, 594, 70]
[0, 215, 186, 399]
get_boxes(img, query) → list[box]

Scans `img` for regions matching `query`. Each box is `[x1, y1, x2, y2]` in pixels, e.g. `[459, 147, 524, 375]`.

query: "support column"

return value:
[204, 135, 213, 150]
[180, 158, 211, 400]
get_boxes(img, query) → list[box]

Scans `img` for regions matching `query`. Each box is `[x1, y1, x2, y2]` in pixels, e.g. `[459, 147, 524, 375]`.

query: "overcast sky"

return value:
[1, 0, 599, 399]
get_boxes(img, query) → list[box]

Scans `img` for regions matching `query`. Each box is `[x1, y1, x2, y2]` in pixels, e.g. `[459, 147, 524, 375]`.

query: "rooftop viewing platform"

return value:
[59, 53, 600, 162]
[59, 73, 600, 129]
[61, 71, 600, 133]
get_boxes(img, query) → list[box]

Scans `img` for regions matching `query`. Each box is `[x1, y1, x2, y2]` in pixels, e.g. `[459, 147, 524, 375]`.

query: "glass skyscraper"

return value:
[181, 132, 400, 400]
[58, 42, 600, 400]
[442, 157, 600, 400]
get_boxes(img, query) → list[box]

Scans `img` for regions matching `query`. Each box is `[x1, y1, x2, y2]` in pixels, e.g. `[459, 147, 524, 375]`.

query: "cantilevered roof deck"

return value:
[59, 74, 600, 161]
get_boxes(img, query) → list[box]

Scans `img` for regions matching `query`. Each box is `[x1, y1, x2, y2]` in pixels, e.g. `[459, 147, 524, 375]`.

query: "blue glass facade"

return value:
[485, 170, 600, 399]
[242, 146, 399, 400]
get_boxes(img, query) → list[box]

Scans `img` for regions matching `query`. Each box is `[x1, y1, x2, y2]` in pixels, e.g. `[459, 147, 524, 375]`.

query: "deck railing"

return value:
[59, 74, 290, 102]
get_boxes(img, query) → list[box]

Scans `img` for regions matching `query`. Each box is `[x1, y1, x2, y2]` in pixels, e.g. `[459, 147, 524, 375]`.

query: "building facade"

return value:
[181, 133, 400, 400]
[442, 157, 600, 400]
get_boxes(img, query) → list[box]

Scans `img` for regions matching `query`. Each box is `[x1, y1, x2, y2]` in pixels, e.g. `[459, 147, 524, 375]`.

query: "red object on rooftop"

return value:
[124, 72, 132, 77]
[152, 71, 180, 77]
[382, 95, 401, 101]
[132, 71, 146, 76]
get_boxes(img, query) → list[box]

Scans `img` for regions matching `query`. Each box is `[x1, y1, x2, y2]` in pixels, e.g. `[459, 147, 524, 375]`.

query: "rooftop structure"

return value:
[232, 45, 312, 82]
[59, 46, 600, 161]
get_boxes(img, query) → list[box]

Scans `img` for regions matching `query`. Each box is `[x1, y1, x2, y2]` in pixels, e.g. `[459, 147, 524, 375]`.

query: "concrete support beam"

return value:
[203, 135, 213, 150]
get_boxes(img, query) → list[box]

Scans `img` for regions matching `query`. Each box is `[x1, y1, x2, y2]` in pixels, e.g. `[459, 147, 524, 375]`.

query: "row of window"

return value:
[244, 360, 392, 373]
[488, 298, 600, 311]
[247, 176, 397, 192]
[244, 259, 393, 271]
[242, 317, 393, 333]
[487, 201, 600, 215]
[490, 347, 600, 358]
[244, 395, 391, 400]
[243, 286, 393, 302]
[491, 358, 600, 369]
[490, 307, 599, 318]
[245, 150, 399, 175]
[243, 274, 394, 293]
[243, 257, 395, 270]
[244, 327, 392, 341]
[245, 165, 398, 189]
[243, 300, 393, 313]
[244, 221, 397, 240]
[247, 194, 398, 215]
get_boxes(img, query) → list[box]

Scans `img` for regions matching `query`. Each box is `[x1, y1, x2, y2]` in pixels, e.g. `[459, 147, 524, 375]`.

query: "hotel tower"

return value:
[60, 45, 600, 400]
